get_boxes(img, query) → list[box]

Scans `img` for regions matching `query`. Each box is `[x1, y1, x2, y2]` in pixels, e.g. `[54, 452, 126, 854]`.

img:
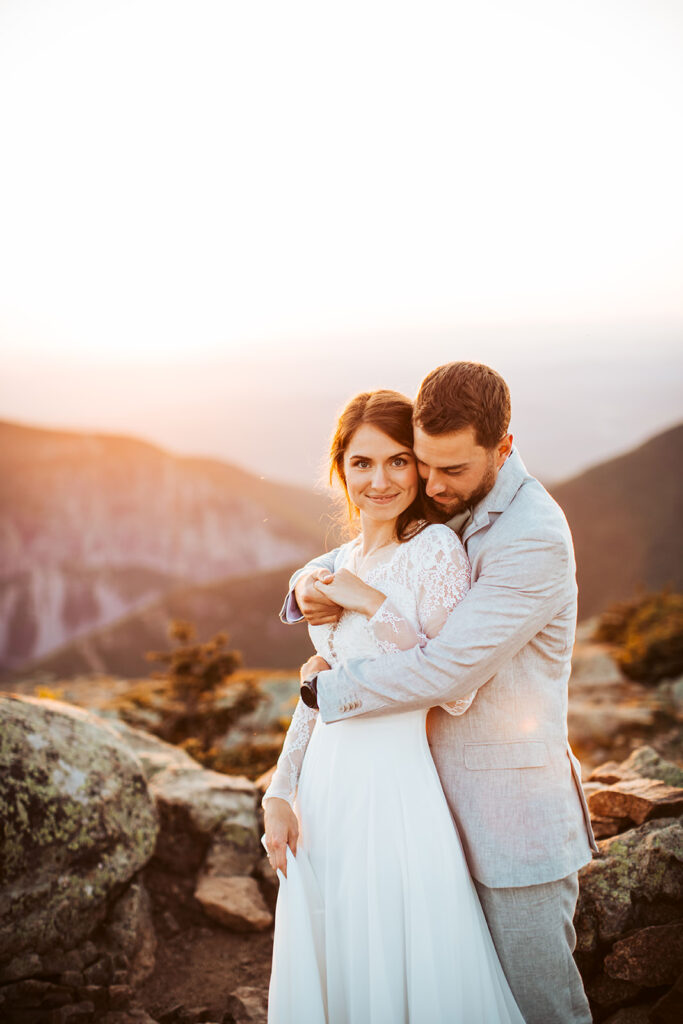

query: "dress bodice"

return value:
[263, 524, 473, 807]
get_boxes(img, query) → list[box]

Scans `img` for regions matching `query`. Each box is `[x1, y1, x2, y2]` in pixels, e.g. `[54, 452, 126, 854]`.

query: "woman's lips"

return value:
[367, 494, 399, 504]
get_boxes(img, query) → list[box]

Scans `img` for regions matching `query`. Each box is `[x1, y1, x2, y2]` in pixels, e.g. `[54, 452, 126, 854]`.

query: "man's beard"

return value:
[425, 455, 498, 519]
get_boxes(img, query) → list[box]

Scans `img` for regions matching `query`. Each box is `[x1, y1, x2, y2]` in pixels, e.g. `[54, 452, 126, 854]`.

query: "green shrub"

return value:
[593, 591, 683, 685]
[145, 619, 262, 750]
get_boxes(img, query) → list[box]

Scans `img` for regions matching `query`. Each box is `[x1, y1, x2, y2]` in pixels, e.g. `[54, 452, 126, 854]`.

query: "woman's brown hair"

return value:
[329, 389, 434, 542]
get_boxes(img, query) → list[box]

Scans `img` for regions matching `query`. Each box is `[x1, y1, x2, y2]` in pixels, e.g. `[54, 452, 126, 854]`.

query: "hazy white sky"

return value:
[1, 0, 682, 484]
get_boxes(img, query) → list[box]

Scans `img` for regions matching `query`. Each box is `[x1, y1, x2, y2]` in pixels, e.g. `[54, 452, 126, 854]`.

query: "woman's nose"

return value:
[372, 466, 389, 489]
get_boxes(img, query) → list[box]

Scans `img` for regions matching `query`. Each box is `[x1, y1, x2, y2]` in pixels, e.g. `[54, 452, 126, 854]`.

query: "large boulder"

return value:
[0, 694, 159, 960]
[576, 818, 683, 951]
[577, 743, 683, 1022]
[604, 922, 683, 987]
[149, 766, 260, 875]
[106, 719, 200, 781]
[148, 764, 273, 930]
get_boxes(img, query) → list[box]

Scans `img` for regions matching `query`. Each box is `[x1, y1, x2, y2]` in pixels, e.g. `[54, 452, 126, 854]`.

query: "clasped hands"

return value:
[295, 566, 386, 624]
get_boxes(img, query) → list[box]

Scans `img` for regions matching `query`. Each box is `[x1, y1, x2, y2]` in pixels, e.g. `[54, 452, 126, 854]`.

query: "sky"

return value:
[1, 0, 682, 486]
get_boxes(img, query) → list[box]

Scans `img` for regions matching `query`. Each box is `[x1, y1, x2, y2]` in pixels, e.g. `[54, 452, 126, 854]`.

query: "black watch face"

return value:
[300, 676, 318, 708]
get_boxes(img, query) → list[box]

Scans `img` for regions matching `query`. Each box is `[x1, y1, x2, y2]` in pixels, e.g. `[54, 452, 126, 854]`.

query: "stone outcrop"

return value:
[604, 923, 683, 987]
[577, 746, 683, 1021]
[0, 695, 161, 1023]
[224, 987, 268, 1024]
[194, 877, 272, 932]
[587, 778, 683, 827]
[146, 764, 273, 934]
[0, 695, 158, 960]
[0, 694, 272, 1022]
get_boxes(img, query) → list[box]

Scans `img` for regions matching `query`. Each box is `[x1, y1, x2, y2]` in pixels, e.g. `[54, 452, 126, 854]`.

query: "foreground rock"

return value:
[604, 922, 683, 987]
[0, 694, 160, 1022]
[224, 987, 268, 1024]
[587, 778, 683, 827]
[149, 765, 273, 932]
[194, 877, 272, 932]
[0, 695, 158, 959]
[577, 744, 683, 1021]
[0, 693, 275, 1022]
[107, 719, 201, 781]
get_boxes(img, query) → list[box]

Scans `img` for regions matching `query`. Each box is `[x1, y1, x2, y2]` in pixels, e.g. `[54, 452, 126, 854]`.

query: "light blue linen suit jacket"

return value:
[281, 447, 598, 888]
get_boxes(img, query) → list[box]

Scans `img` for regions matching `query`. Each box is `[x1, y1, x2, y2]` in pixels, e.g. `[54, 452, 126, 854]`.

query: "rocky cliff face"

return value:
[0, 421, 331, 672]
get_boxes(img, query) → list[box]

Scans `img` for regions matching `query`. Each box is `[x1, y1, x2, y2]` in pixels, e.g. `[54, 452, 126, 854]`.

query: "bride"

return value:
[262, 390, 524, 1024]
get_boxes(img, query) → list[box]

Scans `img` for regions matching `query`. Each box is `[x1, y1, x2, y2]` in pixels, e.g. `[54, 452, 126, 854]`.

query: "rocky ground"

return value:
[2, 626, 682, 1024]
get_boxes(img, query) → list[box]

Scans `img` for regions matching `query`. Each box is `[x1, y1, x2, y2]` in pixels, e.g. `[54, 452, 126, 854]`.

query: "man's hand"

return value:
[294, 568, 343, 625]
[300, 654, 331, 681]
[263, 797, 299, 878]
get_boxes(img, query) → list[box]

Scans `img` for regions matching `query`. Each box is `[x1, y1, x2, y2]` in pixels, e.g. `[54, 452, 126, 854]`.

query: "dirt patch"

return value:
[136, 922, 273, 1021]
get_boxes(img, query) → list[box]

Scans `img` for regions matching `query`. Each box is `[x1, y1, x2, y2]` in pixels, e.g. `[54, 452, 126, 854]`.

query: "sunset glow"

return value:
[1, 0, 681, 484]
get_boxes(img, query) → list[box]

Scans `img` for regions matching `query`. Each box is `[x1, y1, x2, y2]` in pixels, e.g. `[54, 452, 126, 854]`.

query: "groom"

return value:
[271, 361, 597, 1023]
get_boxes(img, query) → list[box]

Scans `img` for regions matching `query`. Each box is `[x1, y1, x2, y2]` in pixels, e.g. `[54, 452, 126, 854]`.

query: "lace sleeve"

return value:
[262, 698, 318, 807]
[415, 526, 475, 716]
[368, 600, 423, 654]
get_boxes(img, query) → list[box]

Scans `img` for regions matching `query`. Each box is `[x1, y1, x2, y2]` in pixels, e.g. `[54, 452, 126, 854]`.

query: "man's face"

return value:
[413, 424, 513, 518]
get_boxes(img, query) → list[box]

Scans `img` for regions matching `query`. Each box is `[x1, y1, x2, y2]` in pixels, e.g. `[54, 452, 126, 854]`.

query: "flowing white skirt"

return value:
[267, 709, 525, 1024]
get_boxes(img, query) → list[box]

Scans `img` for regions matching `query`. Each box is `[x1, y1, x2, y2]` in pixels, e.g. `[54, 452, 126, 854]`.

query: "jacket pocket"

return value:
[464, 740, 549, 770]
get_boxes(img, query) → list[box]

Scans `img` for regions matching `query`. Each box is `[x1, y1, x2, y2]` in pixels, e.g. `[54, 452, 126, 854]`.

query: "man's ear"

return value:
[496, 434, 513, 467]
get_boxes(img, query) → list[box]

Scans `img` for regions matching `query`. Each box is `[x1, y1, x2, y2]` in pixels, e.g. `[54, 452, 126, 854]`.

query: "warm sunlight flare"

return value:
[0, 0, 682, 361]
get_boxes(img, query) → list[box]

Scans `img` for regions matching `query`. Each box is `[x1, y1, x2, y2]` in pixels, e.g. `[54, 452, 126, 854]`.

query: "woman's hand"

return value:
[294, 569, 344, 625]
[300, 654, 331, 681]
[314, 568, 386, 618]
[263, 797, 300, 878]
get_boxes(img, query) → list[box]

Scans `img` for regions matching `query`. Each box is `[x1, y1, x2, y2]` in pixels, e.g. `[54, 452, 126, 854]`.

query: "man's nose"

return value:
[425, 470, 445, 497]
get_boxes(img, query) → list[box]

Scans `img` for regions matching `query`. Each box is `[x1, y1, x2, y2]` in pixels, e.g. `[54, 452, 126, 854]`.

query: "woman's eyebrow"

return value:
[349, 449, 413, 460]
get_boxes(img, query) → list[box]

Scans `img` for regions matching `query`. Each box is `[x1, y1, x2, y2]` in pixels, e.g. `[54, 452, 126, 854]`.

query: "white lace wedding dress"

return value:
[263, 524, 524, 1024]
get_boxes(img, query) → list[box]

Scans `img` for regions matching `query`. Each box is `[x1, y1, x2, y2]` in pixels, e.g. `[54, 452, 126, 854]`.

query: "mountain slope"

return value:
[7, 564, 313, 679]
[550, 423, 683, 618]
[3, 419, 681, 678]
[0, 419, 335, 670]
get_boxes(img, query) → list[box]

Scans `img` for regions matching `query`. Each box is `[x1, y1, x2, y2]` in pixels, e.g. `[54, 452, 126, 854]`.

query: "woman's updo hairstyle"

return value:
[328, 389, 431, 542]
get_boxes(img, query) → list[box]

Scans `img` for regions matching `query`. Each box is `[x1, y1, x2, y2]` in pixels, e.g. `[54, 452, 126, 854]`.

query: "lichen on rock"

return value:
[0, 694, 159, 960]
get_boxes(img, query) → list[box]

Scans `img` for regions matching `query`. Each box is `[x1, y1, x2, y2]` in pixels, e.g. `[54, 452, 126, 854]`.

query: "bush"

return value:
[593, 590, 683, 685]
[145, 619, 263, 752]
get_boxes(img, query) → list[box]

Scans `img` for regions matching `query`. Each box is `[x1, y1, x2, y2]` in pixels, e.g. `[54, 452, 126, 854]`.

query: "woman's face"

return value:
[343, 423, 419, 524]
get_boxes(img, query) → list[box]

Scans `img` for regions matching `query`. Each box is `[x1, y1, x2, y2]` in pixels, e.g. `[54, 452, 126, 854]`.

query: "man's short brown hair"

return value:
[413, 361, 511, 449]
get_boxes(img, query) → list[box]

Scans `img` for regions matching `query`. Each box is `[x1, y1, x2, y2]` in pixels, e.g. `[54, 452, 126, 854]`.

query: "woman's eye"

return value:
[392, 457, 408, 467]
[354, 460, 370, 469]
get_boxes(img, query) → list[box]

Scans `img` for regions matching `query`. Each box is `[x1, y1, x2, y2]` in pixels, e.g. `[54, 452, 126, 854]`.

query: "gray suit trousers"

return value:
[474, 873, 592, 1024]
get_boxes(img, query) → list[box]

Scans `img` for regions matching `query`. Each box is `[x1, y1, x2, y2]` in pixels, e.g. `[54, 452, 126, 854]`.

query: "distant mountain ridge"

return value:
[1, 419, 681, 678]
[5, 564, 311, 679]
[0, 419, 334, 670]
[550, 421, 683, 618]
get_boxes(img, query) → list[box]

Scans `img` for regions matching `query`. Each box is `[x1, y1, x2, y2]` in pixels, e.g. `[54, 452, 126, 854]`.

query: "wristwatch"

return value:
[300, 674, 319, 710]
